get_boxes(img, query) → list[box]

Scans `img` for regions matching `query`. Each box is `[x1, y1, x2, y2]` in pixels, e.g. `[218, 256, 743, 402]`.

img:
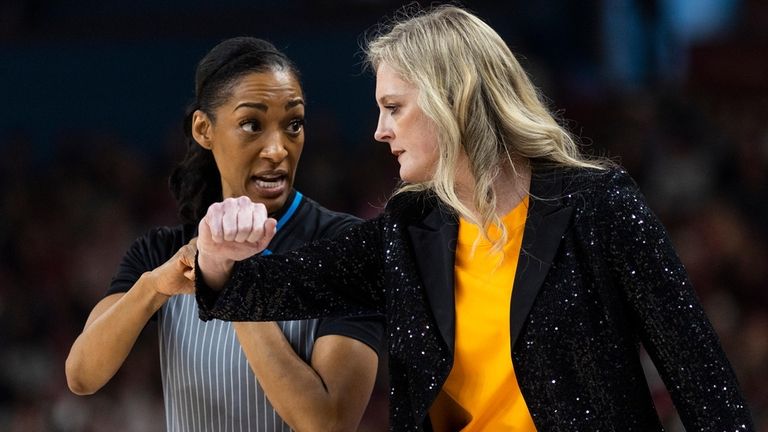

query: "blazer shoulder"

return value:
[554, 165, 633, 196]
[384, 189, 442, 220]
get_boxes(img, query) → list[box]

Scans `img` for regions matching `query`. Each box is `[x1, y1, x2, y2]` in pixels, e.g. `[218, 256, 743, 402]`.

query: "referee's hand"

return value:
[196, 196, 277, 290]
[150, 237, 197, 297]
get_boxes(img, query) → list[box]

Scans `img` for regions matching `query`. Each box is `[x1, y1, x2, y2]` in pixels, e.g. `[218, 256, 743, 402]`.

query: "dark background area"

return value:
[1, 0, 766, 430]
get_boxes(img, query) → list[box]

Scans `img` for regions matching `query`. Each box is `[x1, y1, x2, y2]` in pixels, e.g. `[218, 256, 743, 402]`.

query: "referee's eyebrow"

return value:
[234, 102, 268, 112]
[233, 98, 304, 112]
[285, 98, 305, 110]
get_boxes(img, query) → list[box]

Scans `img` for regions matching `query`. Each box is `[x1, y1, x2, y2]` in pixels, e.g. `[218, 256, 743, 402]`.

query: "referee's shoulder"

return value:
[298, 194, 361, 239]
[133, 223, 194, 250]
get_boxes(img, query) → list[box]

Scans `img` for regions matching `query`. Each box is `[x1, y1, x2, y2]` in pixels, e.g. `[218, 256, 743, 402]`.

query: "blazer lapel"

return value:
[408, 205, 458, 354]
[510, 167, 573, 350]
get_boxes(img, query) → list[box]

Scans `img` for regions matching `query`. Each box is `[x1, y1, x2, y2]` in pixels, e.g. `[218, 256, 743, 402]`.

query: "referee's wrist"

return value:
[138, 271, 171, 311]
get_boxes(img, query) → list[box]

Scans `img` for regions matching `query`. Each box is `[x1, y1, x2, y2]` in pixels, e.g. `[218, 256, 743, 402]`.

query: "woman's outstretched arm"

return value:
[195, 196, 386, 322]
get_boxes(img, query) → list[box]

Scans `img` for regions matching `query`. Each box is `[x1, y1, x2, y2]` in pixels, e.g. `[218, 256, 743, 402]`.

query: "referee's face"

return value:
[194, 70, 305, 213]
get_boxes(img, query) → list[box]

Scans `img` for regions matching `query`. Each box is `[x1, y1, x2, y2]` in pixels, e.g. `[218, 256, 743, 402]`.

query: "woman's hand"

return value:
[196, 196, 277, 289]
[148, 237, 197, 296]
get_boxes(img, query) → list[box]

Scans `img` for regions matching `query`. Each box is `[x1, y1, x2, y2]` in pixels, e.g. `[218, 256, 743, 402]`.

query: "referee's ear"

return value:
[191, 109, 214, 150]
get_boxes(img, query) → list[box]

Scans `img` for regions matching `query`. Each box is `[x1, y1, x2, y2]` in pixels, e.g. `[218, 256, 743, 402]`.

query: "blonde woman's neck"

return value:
[493, 162, 530, 217]
[454, 155, 531, 220]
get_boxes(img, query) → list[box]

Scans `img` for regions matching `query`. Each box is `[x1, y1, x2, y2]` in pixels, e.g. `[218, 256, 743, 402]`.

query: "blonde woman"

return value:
[192, 6, 753, 431]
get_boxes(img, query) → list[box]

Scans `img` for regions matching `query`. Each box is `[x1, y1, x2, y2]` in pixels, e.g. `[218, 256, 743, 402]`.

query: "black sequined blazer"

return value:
[197, 166, 754, 431]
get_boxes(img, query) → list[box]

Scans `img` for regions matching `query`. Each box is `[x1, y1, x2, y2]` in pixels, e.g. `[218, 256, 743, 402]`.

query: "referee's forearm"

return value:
[65, 275, 166, 394]
[232, 321, 363, 432]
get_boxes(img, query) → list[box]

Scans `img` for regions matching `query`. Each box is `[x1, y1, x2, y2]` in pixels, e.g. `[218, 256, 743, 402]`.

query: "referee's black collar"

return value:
[268, 188, 299, 222]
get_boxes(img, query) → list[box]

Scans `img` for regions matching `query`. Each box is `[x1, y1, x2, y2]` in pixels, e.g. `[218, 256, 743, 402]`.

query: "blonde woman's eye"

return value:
[385, 105, 398, 113]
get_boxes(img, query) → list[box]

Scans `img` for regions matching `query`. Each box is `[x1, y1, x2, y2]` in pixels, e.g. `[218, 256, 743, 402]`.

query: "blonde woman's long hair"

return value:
[366, 5, 605, 249]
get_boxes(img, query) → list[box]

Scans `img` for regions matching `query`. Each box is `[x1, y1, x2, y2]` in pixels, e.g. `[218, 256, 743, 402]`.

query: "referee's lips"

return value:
[249, 169, 289, 200]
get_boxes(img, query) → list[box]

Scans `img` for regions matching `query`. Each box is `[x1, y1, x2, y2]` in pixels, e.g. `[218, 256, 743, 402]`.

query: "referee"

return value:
[65, 37, 384, 432]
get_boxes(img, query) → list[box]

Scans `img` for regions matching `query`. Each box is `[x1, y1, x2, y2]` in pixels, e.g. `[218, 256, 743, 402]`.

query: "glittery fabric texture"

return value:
[196, 165, 754, 431]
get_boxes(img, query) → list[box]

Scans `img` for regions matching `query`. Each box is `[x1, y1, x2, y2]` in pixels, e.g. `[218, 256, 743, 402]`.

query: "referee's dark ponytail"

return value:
[169, 37, 301, 225]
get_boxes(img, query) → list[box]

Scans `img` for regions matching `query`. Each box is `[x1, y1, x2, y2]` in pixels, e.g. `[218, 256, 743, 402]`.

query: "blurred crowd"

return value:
[1, 0, 766, 431]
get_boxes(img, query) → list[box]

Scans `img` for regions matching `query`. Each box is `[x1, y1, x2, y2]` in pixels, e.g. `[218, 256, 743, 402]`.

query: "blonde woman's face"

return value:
[374, 62, 439, 183]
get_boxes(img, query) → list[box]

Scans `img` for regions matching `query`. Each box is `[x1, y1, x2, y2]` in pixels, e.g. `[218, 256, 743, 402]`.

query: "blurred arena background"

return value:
[0, 0, 766, 430]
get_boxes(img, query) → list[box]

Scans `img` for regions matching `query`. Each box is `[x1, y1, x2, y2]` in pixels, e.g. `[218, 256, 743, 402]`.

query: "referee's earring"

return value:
[191, 109, 214, 150]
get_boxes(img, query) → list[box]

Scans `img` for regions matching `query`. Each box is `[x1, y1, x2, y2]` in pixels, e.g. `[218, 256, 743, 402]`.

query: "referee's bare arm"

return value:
[235, 322, 379, 432]
[65, 240, 196, 395]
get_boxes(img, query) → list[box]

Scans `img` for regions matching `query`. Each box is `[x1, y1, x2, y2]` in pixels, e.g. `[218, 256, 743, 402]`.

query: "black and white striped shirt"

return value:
[108, 191, 384, 431]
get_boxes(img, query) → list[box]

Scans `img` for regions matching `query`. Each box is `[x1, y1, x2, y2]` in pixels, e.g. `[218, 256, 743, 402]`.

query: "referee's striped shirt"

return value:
[108, 190, 384, 431]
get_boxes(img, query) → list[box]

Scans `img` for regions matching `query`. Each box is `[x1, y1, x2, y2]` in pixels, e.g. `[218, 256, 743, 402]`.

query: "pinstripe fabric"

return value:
[157, 191, 311, 431]
[106, 190, 370, 431]
[158, 294, 317, 432]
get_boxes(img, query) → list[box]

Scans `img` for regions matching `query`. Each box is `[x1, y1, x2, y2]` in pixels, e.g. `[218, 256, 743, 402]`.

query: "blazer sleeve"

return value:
[195, 217, 386, 322]
[599, 168, 754, 429]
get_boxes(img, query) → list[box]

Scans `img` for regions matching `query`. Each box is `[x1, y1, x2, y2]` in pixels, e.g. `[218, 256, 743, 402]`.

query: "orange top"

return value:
[429, 196, 536, 431]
